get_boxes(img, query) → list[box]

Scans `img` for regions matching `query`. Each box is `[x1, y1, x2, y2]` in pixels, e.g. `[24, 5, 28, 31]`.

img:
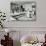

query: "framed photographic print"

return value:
[10, 1, 36, 21]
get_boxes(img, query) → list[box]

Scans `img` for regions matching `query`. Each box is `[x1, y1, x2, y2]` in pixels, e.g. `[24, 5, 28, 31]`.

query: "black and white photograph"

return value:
[10, 1, 36, 21]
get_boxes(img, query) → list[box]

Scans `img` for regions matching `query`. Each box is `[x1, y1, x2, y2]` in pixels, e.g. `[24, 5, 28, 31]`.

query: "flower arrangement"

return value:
[0, 11, 6, 28]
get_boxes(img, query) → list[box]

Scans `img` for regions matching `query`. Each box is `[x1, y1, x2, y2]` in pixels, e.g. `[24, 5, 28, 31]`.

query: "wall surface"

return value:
[0, 0, 46, 32]
[0, 0, 46, 28]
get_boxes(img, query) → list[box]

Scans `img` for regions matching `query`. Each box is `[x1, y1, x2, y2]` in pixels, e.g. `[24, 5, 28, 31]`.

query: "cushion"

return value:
[20, 35, 37, 43]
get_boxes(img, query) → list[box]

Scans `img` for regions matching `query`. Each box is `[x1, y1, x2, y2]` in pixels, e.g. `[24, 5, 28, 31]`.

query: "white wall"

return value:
[0, 0, 45, 27]
[0, 0, 46, 31]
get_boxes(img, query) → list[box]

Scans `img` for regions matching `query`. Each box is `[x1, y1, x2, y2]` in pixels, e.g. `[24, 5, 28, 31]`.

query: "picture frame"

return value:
[10, 1, 36, 21]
